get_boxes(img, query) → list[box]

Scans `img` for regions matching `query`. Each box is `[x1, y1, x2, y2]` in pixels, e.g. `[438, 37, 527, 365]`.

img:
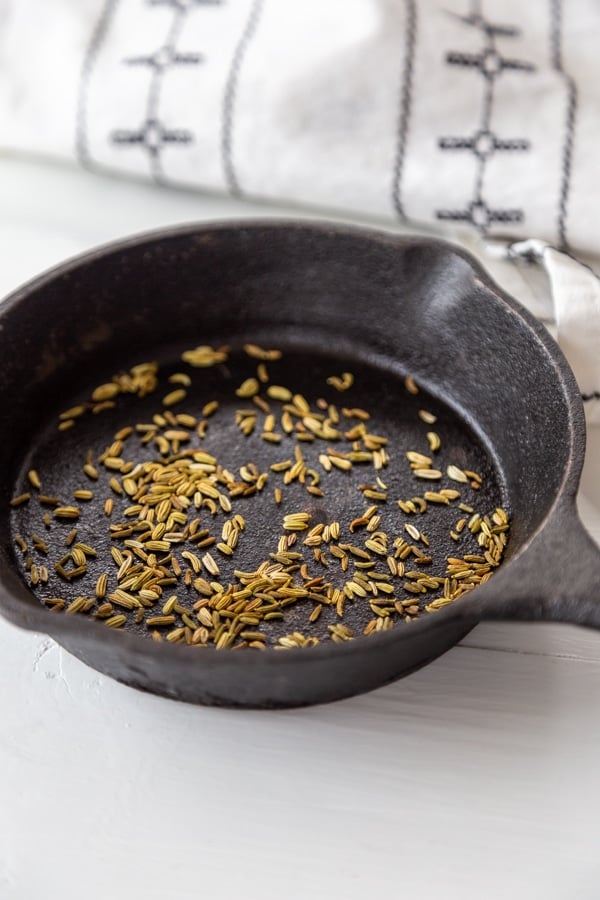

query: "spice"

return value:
[326, 372, 354, 392]
[447, 465, 468, 483]
[162, 389, 186, 407]
[244, 344, 282, 361]
[54, 506, 81, 520]
[236, 378, 260, 398]
[11, 349, 509, 649]
[10, 493, 31, 507]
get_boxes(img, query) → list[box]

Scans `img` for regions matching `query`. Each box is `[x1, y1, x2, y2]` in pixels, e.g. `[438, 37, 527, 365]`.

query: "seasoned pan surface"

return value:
[10, 343, 504, 646]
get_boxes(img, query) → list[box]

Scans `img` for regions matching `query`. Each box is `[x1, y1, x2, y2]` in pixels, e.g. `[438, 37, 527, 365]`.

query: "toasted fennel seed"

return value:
[92, 383, 120, 402]
[109, 548, 123, 568]
[426, 432, 441, 452]
[256, 363, 269, 383]
[309, 604, 323, 623]
[447, 465, 468, 483]
[103, 456, 123, 471]
[28, 469, 41, 489]
[350, 517, 368, 532]
[71, 548, 87, 567]
[10, 493, 31, 507]
[202, 553, 220, 576]
[108, 477, 122, 495]
[93, 602, 113, 618]
[202, 400, 219, 417]
[363, 490, 386, 501]
[163, 429, 190, 442]
[440, 489, 461, 501]
[96, 573, 109, 599]
[283, 513, 311, 531]
[236, 378, 260, 398]
[326, 372, 354, 392]
[271, 460, 292, 473]
[423, 491, 449, 505]
[253, 395, 270, 414]
[182, 345, 228, 367]
[60, 405, 86, 420]
[267, 385, 292, 402]
[38, 495, 60, 506]
[92, 402, 115, 414]
[413, 469, 442, 480]
[418, 409, 437, 424]
[73, 489, 93, 501]
[407, 451, 431, 467]
[405, 375, 419, 395]
[146, 616, 176, 627]
[169, 372, 192, 387]
[342, 407, 370, 421]
[292, 394, 310, 414]
[163, 389, 186, 407]
[244, 344, 282, 361]
[65, 596, 87, 614]
[342, 544, 371, 560]
[54, 506, 81, 519]
[330, 457, 352, 472]
[175, 414, 196, 429]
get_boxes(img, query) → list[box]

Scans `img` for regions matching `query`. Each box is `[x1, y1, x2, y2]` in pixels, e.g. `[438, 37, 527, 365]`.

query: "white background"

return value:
[1, 156, 600, 900]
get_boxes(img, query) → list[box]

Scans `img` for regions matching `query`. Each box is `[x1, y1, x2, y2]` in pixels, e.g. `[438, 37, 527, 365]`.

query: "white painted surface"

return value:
[1, 157, 600, 900]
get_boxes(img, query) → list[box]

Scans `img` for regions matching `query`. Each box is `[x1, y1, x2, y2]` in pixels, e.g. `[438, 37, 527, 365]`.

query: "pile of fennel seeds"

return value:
[10, 344, 509, 650]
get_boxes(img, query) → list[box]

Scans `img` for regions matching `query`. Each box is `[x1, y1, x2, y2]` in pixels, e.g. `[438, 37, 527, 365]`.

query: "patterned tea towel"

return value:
[0, 0, 598, 419]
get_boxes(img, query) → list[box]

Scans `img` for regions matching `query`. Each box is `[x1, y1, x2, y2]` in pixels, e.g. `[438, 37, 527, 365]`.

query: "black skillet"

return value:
[1, 221, 600, 708]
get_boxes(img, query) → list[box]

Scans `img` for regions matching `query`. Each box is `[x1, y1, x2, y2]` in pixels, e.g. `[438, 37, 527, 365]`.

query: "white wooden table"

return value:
[2, 158, 600, 900]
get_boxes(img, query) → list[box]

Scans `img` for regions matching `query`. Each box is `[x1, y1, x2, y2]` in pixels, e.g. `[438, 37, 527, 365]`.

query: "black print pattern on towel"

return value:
[392, 0, 417, 221]
[435, 6, 534, 233]
[110, 0, 222, 183]
[221, 0, 264, 195]
[76, 0, 121, 166]
[550, 0, 577, 251]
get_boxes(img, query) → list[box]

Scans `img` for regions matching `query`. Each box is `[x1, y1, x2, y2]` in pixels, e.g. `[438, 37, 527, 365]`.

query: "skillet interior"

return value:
[9, 343, 504, 643]
[0, 223, 576, 705]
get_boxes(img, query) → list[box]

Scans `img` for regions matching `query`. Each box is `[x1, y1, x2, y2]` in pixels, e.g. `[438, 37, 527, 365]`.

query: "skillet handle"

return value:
[466, 503, 600, 629]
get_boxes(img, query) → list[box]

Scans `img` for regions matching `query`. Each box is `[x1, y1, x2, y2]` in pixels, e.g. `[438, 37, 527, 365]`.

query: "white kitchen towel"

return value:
[0, 0, 598, 417]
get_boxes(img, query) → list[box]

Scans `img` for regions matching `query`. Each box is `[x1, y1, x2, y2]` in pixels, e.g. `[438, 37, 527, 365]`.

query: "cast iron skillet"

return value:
[1, 221, 600, 708]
